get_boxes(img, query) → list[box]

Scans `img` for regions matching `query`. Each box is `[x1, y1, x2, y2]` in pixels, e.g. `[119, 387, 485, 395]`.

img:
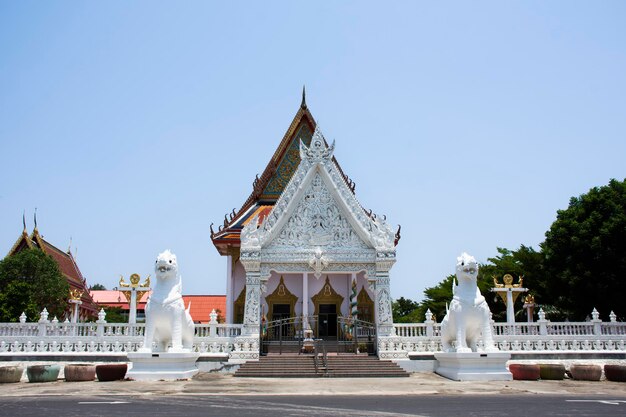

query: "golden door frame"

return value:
[233, 288, 246, 324]
[357, 285, 375, 323]
[265, 276, 298, 320]
[311, 276, 344, 316]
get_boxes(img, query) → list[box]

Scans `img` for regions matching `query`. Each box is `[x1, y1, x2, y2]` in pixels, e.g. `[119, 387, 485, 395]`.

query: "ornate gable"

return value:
[241, 127, 397, 256]
[267, 171, 370, 250]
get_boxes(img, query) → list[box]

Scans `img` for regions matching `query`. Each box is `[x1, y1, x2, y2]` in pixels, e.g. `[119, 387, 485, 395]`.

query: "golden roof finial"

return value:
[22, 210, 27, 234]
[33, 208, 38, 232]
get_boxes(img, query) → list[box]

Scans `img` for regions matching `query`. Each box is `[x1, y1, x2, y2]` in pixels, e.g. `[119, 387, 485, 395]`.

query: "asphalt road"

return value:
[1, 395, 626, 417]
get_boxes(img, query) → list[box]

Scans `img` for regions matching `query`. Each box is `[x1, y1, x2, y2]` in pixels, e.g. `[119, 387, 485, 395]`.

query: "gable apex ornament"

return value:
[300, 126, 334, 162]
[308, 247, 329, 279]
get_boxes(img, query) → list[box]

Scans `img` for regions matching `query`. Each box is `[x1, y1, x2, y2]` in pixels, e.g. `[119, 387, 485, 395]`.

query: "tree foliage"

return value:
[392, 297, 420, 323]
[0, 249, 69, 322]
[542, 178, 626, 321]
[89, 283, 106, 290]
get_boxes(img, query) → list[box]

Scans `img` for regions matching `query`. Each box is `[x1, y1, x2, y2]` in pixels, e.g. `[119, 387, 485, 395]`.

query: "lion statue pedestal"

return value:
[434, 253, 512, 381]
[127, 250, 200, 381]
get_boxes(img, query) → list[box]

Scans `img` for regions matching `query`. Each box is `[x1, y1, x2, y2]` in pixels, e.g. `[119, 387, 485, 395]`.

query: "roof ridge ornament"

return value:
[299, 126, 334, 162]
[301, 85, 307, 109]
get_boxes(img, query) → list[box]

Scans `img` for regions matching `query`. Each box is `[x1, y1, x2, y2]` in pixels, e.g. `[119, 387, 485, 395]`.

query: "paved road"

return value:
[1, 395, 626, 417]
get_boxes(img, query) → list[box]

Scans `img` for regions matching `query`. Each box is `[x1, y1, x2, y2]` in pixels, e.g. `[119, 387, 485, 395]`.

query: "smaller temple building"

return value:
[7, 222, 98, 320]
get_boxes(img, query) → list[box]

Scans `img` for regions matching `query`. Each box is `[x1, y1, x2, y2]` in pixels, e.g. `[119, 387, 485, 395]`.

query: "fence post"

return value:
[209, 309, 218, 337]
[537, 308, 548, 336]
[591, 308, 602, 335]
[96, 308, 107, 338]
[425, 309, 434, 337]
[38, 308, 49, 337]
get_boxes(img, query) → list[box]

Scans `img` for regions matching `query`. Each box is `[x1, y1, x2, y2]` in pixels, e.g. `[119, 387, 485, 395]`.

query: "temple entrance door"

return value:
[318, 304, 337, 339]
[272, 304, 290, 321]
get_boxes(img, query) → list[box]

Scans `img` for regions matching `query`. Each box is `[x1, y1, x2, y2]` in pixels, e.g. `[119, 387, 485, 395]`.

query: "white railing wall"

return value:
[0, 309, 242, 356]
[1, 307, 624, 361]
[379, 308, 626, 359]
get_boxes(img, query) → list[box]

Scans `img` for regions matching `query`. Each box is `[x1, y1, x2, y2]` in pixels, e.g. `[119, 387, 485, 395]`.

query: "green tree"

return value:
[479, 246, 545, 321]
[391, 297, 420, 323]
[0, 248, 69, 321]
[89, 283, 106, 290]
[542, 178, 626, 321]
[101, 306, 127, 323]
[411, 246, 545, 323]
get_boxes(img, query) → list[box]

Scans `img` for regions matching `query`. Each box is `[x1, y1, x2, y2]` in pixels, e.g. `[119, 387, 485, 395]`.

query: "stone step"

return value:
[234, 354, 409, 378]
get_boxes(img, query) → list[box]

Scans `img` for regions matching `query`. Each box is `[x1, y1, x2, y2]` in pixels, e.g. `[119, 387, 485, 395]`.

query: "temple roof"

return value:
[90, 291, 226, 323]
[7, 225, 99, 315]
[211, 92, 358, 256]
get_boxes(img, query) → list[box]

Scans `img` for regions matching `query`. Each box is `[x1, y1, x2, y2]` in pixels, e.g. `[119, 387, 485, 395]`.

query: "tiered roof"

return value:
[211, 91, 359, 256]
[7, 223, 99, 317]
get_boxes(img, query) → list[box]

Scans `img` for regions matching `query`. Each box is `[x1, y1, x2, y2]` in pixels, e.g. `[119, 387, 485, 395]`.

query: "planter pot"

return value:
[604, 365, 626, 382]
[96, 364, 127, 381]
[27, 364, 61, 383]
[0, 366, 24, 383]
[64, 364, 96, 382]
[539, 363, 565, 380]
[570, 364, 602, 381]
[509, 364, 540, 381]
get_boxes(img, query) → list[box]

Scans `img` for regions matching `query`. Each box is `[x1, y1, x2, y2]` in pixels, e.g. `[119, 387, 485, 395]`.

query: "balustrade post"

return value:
[96, 308, 107, 338]
[209, 309, 218, 337]
[537, 308, 548, 336]
[38, 308, 49, 337]
[425, 309, 434, 337]
[591, 308, 602, 335]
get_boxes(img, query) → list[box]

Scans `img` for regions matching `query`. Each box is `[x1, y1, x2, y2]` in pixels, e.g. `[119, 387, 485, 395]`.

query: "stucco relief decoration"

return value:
[243, 286, 260, 326]
[240, 214, 261, 249]
[270, 172, 369, 250]
[308, 247, 329, 278]
[377, 287, 393, 324]
[300, 126, 335, 162]
[371, 216, 396, 251]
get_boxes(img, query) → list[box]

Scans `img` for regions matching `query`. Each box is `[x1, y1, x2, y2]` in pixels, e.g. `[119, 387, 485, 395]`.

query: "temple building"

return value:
[7, 222, 98, 320]
[211, 92, 400, 354]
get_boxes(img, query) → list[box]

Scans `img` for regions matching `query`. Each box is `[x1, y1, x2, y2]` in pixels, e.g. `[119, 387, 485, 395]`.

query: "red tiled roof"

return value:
[91, 291, 226, 324]
[183, 295, 227, 323]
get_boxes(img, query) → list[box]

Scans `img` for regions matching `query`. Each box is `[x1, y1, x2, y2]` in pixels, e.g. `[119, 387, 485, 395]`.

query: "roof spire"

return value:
[301, 85, 307, 109]
[22, 210, 27, 234]
[33, 208, 38, 231]
[68, 236, 73, 254]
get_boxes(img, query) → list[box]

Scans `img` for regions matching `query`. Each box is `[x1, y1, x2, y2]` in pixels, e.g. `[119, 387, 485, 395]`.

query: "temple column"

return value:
[242, 271, 261, 336]
[375, 252, 396, 338]
[302, 273, 309, 318]
[225, 255, 233, 323]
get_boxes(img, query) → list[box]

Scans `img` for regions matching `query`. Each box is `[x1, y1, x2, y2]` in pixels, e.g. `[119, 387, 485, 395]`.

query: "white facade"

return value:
[224, 128, 398, 359]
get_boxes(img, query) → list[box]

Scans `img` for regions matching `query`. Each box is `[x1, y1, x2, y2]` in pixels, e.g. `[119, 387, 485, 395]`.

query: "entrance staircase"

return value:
[234, 354, 409, 378]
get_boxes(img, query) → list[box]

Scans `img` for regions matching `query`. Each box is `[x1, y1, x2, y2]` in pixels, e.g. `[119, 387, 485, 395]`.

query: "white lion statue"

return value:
[440, 252, 498, 353]
[138, 250, 195, 353]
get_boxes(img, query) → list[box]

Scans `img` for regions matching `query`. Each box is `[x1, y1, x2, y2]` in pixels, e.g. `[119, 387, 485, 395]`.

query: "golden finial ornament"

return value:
[118, 273, 151, 303]
[69, 288, 84, 301]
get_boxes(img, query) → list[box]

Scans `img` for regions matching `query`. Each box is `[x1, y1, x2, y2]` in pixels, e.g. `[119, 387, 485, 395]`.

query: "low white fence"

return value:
[381, 308, 626, 359]
[1, 308, 624, 360]
[0, 309, 243, 356]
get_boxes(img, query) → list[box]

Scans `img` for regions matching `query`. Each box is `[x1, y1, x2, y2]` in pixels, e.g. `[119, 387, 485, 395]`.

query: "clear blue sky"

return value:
[1, 2, 625, 304]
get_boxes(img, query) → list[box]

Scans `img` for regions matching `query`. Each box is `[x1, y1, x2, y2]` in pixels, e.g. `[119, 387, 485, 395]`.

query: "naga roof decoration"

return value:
[211, 96, 366, 255]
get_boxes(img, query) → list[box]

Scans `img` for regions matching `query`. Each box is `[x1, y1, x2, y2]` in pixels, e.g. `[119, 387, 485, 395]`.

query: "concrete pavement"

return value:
[1, 372, 626, 398]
